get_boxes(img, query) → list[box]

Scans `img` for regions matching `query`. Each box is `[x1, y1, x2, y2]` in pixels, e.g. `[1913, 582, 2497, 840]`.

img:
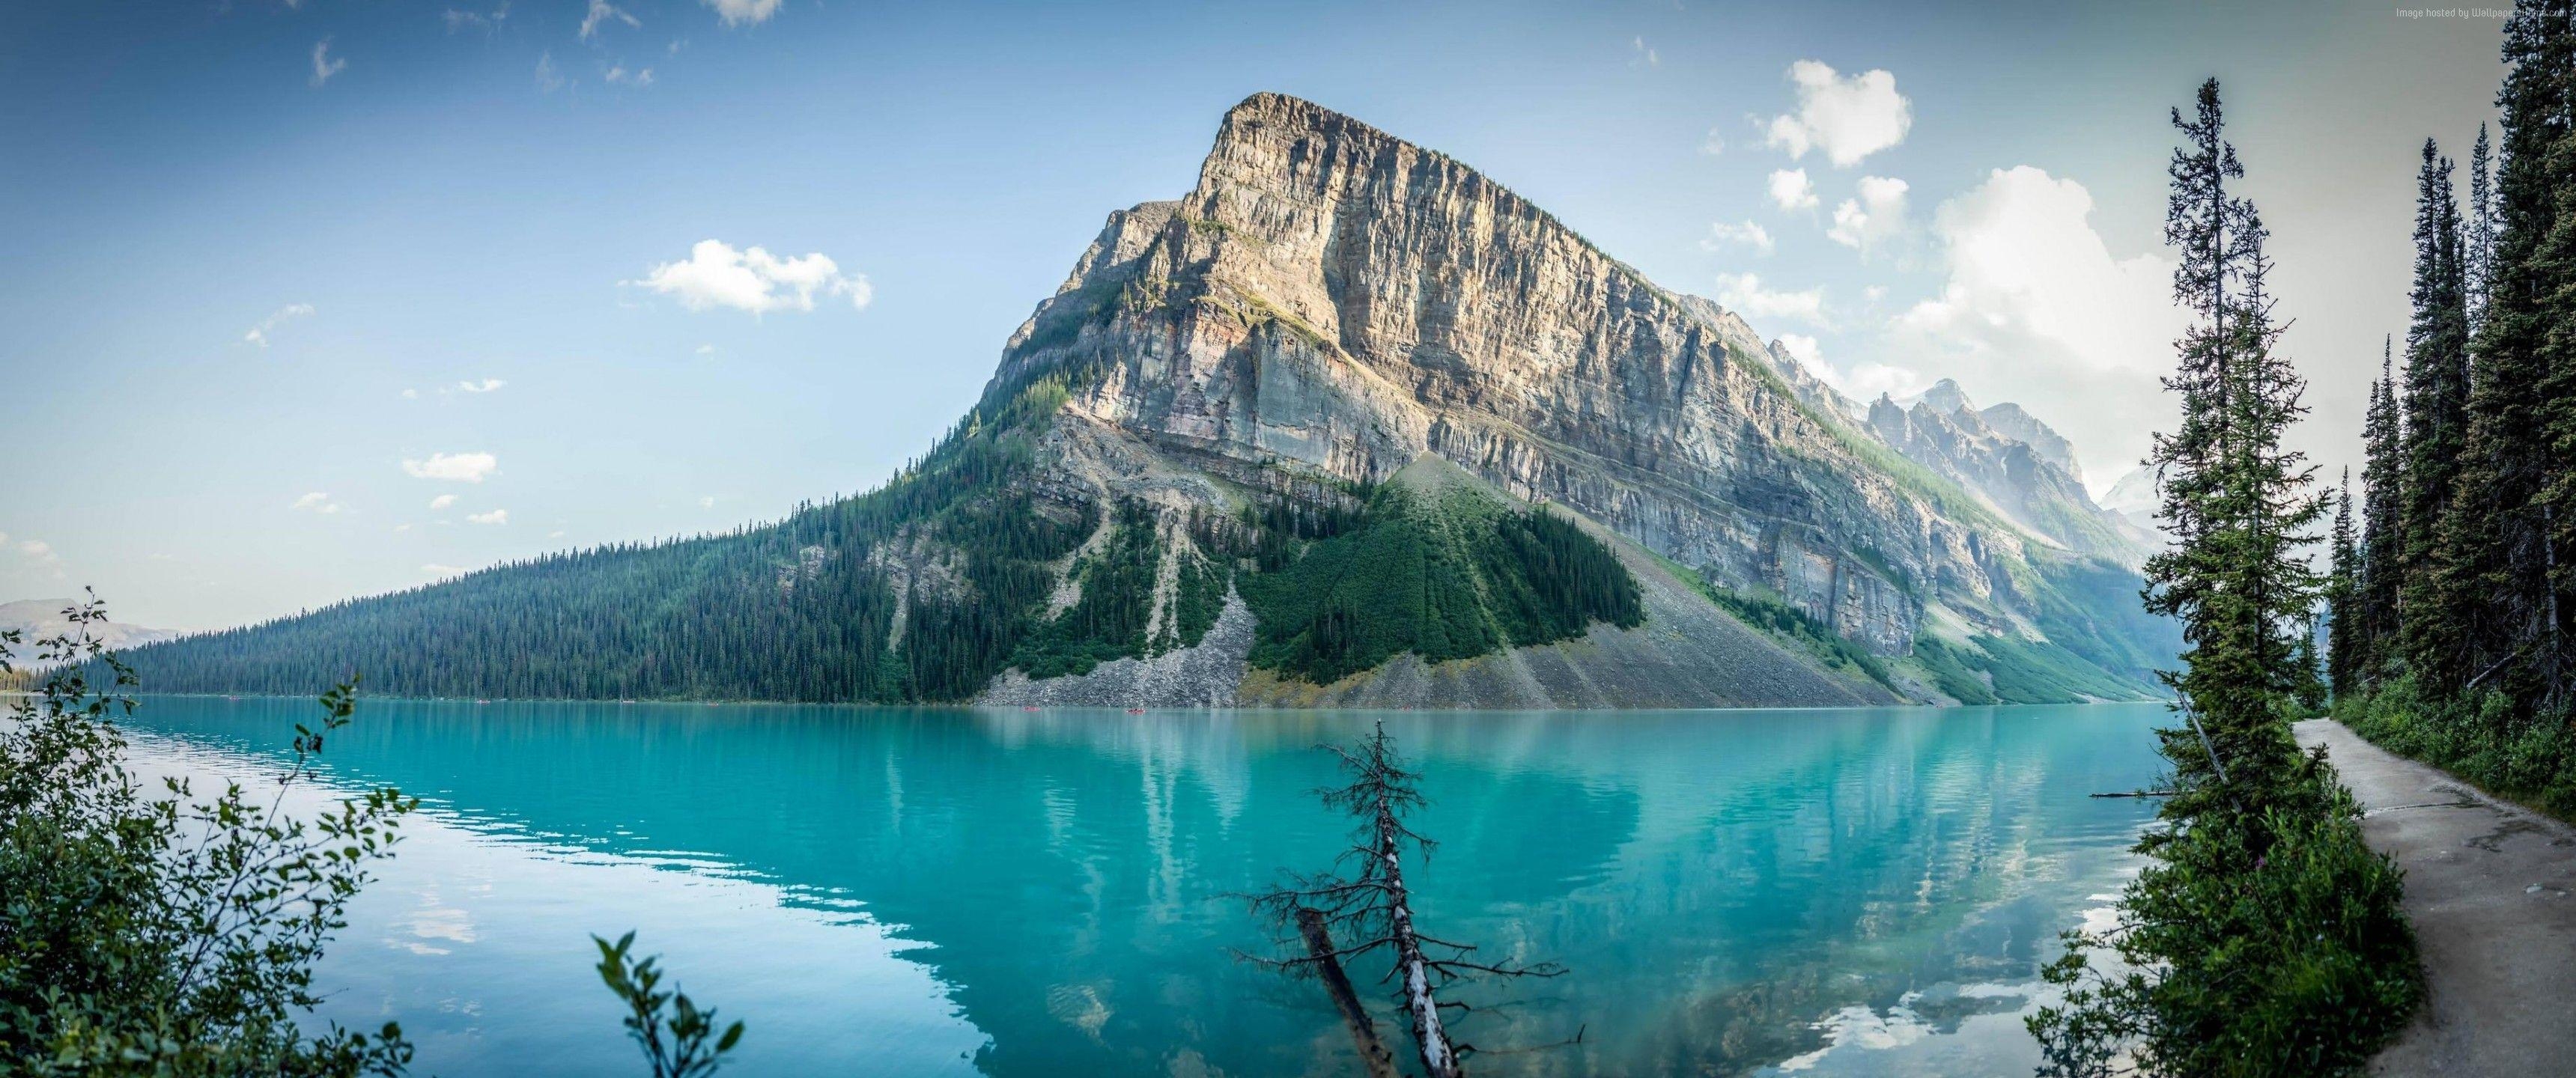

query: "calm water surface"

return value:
[117, 699, 2171, 1077]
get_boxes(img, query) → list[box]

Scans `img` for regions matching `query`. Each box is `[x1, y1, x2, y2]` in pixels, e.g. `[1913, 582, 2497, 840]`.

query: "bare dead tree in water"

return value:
[1242, 722, 1570, 1078]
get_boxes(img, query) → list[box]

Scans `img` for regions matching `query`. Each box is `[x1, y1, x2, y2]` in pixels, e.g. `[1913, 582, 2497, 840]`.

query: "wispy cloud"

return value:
[1713, 272, 1830, 327]
[466, 508, 509, 525]
[309, 38, 346, 88]
[629, 240, 872, 315]
[401, 451, 499, 483]
[442, 4, 508, 34]
[244, 303, 314, 348]
[290, 491, 343, 514]
[429, 494, 458, 511]
[579, 0, 640, 40]
[605, 64, 654, 86]
[535, 51, 565, 92]
[1629, 36, 1659, 68]
[457, 378, 506, 393]
[1703, 219, 1774, 255]
[422, 563, 470, 578]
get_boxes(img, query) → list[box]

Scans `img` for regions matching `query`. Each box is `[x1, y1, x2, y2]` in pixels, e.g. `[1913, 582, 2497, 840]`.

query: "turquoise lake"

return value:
[115, 698, 2172, 1077]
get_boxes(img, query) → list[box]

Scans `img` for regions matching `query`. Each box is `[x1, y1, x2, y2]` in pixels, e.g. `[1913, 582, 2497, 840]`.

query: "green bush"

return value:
[0, 600, 416, 1077]
[2032, 756, 2420, 1077]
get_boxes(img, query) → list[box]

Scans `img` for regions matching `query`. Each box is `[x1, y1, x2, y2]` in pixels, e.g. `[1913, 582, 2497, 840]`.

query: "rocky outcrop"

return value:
[982, 591, 1257, 707]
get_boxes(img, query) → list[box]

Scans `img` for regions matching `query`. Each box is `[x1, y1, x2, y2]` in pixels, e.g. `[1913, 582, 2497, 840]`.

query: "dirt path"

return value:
[2293, 719, 2576, 1077]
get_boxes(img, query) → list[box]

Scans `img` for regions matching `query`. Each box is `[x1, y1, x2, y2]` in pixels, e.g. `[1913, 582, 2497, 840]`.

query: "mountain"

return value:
[1, 599, 177, 665]
[1864, 380, 2154, 567]
[119, 94, 2175, 708]
[1977, 401, 2083, 482]
[2101, 466, 2163, 535]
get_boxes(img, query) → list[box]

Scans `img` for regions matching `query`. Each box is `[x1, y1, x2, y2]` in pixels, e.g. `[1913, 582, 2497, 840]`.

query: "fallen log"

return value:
[1295, 907, 1401, 1078]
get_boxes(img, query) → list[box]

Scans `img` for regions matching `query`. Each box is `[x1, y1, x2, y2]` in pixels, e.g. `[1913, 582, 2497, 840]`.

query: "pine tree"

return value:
[2357, 341, 2406, 679]
[2329, 469, 2360, 697]
[2467, 124, 2498, 333]
[2142, 80, 2322, 806]
[2400, 139, 2473, 683]
[2446, 0, 2576, 700]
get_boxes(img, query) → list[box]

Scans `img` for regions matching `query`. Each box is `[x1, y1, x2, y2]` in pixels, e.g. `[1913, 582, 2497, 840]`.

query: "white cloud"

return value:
[466, 509, 509, 525]
[694, 344, 716, 356]
[290, 491, 342, 514]
[401, 388, 419, 399]
[309, 38, 346, 88]
[548, 529, 567, 539]
[698, 496, 716, 509]
[629, 240, 872, 315]
[1863, 284, 1889, 302]
[19, 539, 54, 560]
[605, 65, 654, 86]
[402, 451, 499, 483]
[1700, 129, 1725, 156]
[1770, 332, 1927, 403]
[1774, 333, 1825, 372]
[1767, 168, 1818, 212]
[1764, 60, 1911, 167]
[536, 51, 565, 92]
[244, 303, 314, 347]
[580, 0, 639, 40]
[443, 5, 506, 33]
[1886, 165, 2184, 480]
[1826, 175, 1910, 254]
[1630, 37, 1659, 68]
[422, 563, 470, 578]
[1702, 219, 1774, 255]
[1714, 272, 1829, 326]
[429, 494, 458, 511]
[457, 378, 505, 393]
[703, 0, 783, 27]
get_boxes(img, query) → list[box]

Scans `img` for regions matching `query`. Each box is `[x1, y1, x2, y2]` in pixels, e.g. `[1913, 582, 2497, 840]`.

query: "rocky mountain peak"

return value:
[1918, 378, 1975, 416]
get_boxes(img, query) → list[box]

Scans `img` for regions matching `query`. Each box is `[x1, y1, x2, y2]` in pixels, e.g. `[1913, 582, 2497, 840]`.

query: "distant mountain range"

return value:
[118, 94, 2177, 707]
[1, 599, 176, 665]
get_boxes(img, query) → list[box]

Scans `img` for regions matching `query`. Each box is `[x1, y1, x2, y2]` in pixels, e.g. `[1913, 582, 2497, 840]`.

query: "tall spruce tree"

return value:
[2357, 341, 2406, 678]
[2330, 469, 2361, 697]
[2468, 123, 2498, 333]
[2448, 0, 2576, 701]
[2142, 79, 2323, 806]
[2400, 139, 2473, 683]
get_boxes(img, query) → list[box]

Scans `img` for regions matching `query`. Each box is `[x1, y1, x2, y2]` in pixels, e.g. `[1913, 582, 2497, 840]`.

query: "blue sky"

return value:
[1, 0, 2509, 630]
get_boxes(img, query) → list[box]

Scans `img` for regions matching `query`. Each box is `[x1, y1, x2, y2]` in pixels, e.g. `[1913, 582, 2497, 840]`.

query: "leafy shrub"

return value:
[0, 597, 416, 1076]
[2031, 755, 2420, 1077]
